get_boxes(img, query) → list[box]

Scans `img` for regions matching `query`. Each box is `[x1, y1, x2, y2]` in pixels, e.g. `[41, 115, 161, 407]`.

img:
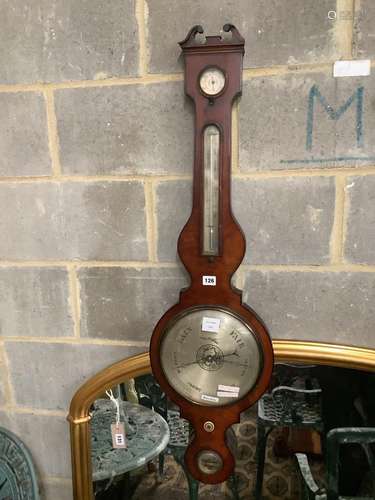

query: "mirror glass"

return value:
[87, 363, 375, 500]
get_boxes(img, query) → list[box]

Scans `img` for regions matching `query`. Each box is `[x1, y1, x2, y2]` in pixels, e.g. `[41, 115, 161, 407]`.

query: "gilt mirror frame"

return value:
[68, 341, 375, 500]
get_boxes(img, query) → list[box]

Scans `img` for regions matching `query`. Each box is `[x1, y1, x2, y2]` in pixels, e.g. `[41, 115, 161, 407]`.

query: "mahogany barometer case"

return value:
[150, 24, 274, 483]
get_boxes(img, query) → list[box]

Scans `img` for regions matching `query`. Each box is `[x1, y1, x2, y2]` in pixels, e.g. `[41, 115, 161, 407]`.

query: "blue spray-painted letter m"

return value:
[306, 85, 364, 151]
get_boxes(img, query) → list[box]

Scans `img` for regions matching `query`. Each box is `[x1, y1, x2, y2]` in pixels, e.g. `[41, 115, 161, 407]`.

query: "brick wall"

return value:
[0, 1, 374, 498]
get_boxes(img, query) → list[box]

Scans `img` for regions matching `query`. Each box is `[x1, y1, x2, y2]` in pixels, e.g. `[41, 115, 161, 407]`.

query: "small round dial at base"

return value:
[197, 450, 223, 475]
[160, 307, 262, 406]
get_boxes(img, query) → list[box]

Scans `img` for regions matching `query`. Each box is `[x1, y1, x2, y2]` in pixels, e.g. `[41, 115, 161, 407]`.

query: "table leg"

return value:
[120, 472, 131, 500]
[158, 452, 165, 476]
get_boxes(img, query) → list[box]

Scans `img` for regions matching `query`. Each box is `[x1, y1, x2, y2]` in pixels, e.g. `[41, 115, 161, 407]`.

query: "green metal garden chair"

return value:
[132, 374, 240, 500]
[254, 363, 323, 499]
[296, 427, 375, 499]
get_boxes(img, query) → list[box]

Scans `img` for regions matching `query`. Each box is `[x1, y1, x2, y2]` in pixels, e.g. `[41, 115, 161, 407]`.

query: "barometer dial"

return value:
[160, 308, 262, 406]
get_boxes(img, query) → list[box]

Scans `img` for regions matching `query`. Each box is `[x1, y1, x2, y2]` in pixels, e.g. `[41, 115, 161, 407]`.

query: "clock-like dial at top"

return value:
[199, 68, 226, 96]
[160, 307, 262, 406]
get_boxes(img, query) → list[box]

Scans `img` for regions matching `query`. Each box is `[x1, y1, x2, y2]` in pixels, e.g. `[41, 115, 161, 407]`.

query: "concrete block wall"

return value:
[0, 1, 375, 498]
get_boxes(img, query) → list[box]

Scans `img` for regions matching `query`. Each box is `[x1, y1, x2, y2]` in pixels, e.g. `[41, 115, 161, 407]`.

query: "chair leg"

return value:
[186, 474, 199, 500]
[254, 425, 270, 500]
[228, 473, 240, 500]
[172, 447, 200, 500]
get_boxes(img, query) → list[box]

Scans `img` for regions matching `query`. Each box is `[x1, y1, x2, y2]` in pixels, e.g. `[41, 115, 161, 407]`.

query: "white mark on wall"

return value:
[328, 10, 337, 20]
[96, 218, 124, 238]
[94, 71, 109, 80]
[286, 313, 298, 319]
[258, 228, 271, 243]
[307, 205, 323, 231]
[35, 198, 46, 216]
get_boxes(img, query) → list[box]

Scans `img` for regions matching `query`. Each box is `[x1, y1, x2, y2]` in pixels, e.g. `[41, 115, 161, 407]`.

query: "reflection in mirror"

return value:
[90, 378, 170, 499]
[87, 364, 375, 500]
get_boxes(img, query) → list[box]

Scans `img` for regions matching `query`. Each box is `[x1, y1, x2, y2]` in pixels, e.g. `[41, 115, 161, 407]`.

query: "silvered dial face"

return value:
[199, 68, 226, 96]
[160, 308, 262, 406]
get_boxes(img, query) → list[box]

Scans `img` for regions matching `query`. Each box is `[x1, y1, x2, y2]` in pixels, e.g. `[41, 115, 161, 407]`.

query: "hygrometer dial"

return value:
[160, 307, 262, 406]
[199, 67, 226, 96]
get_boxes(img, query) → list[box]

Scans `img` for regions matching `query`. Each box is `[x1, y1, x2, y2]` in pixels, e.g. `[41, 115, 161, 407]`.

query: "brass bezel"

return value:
[158, 305, 263, 407]
[68, 342, 375, 500]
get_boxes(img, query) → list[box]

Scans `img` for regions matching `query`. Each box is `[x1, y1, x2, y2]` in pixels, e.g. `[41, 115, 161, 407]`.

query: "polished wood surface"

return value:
[149, 25, 273, 483]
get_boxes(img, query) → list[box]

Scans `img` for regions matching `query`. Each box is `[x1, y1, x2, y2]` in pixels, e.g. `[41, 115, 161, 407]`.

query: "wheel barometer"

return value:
[150, 25, 274, 483]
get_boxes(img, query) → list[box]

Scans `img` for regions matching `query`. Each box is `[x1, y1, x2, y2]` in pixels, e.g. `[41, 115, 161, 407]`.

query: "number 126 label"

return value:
[202, 275, 216, 286]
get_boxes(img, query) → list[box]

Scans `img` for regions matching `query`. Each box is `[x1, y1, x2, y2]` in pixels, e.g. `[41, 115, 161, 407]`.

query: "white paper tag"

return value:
[333, 60, 371, 78]
[217, 384, 240, 393]
[202, 275, 216, 286]
[111, 423, 126, 449]
[202, 317, 221, 333]
[201, 394, 219, 403]
[217, 391, 239, 398]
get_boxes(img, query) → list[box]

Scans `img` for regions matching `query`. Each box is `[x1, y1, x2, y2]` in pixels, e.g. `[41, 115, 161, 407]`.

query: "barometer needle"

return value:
[177, 351, 240, 369]
[0, 478, 7, 491]
[222, 351, 240, 358]
[177, 360, 199, 369]
[224, 360, 248, 368]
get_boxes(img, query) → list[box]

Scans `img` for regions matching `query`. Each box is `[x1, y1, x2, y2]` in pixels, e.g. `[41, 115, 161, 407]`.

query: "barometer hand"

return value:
[224, 360, 248, 368]
[0, 478, 7, 491]
[223, 351, 239, 358]
[177, 360, 199, 369]
[177, 350, 239, 369]
[205, 351, 239, 362]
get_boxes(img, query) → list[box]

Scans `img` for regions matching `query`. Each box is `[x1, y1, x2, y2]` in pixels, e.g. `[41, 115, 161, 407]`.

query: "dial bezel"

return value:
[159, 305, 263, 408]
[198, 66, 227, 97]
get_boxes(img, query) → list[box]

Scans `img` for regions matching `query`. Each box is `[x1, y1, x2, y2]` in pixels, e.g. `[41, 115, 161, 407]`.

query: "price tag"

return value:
[217, 384, 240, 398]
[111, 423, 126, 449]
[217, 391, 239, 398]
[218, 384, 240, 393]
[202, 275, 216, 286]
[201, 394, 219, 403]
[202, 317, 221, 333]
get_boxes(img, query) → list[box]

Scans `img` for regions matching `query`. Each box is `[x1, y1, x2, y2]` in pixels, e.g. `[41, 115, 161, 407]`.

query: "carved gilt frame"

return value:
[68, 341, 375, 500]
